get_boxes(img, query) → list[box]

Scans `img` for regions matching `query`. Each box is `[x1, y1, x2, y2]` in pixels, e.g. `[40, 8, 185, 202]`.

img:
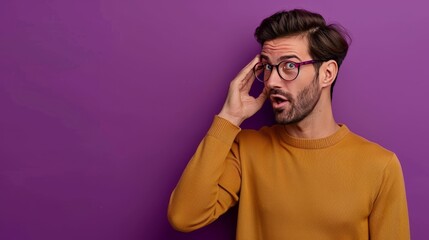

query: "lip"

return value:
[270, 94, 289, 109]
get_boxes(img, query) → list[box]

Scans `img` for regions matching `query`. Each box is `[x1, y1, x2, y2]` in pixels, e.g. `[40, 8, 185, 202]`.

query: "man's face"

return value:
[261, 35, 322, 125]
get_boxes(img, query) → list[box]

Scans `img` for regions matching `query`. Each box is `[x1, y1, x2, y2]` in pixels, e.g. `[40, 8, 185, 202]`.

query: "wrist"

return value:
[217, 111, 244, 127]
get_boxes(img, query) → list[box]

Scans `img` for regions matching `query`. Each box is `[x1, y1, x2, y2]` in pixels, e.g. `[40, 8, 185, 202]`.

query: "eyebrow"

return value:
[260, 54, 302, 63]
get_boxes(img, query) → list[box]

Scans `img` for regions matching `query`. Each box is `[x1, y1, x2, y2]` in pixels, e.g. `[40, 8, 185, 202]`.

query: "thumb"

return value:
[255, 87, 268, 106]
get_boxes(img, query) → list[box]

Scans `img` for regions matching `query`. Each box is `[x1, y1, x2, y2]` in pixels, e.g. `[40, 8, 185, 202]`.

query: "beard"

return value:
[271, 76, 322, 125]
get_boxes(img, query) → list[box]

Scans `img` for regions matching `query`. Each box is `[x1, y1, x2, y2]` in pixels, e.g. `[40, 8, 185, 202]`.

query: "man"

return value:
[168, 9, 410, 239]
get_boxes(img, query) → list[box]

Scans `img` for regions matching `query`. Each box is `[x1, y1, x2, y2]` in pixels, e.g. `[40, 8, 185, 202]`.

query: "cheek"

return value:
[281, 82, 299, 99]
[298, 68, 315, 80]
[288, 80, 315, 100]
[297, 70, 321, 87]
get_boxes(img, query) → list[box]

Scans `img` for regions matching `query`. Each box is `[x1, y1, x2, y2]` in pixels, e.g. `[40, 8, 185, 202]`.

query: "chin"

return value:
[274, 112, 292, 125]
[274, 111, 306, 125]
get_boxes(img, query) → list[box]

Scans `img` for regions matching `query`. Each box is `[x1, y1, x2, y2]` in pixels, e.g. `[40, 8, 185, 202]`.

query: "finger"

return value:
[233, 55, 261, 86]
[239, 55, 261, 90]
[243, 54, 261, 70]
[255, 86, 268, 105]
[241, 55, 261, 79]
[241, 68, 256, 92]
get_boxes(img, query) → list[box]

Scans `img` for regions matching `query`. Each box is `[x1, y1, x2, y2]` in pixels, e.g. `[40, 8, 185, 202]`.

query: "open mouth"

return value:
[269, 94, 290, 109]
[273, 96, 286, 104]
[270, 94, 288, 104]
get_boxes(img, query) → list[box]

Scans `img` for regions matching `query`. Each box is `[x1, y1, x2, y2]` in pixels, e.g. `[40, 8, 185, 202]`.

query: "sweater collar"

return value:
[278, 124, 350, 149]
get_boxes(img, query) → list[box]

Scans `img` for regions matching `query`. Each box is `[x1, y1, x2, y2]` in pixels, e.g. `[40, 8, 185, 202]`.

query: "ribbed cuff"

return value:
[207, 116, 241, 144]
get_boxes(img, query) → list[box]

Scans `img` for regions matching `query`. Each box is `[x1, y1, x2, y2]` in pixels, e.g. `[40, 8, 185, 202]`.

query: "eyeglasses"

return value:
[253, 60, 324, 82]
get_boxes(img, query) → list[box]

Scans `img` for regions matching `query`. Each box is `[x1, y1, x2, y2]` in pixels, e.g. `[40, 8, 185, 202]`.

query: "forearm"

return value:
[168, 116, 241, 232]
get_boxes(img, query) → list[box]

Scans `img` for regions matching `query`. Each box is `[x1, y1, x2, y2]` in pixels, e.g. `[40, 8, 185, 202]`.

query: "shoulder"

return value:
[346, 131, 392, 154]
[343, 129, 398, 167]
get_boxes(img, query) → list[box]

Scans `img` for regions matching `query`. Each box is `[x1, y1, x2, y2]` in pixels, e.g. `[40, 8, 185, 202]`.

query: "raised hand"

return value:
[218, 55, 268, 126]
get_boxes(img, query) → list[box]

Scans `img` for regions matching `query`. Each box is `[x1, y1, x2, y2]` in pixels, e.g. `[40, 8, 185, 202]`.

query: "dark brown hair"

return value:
[254, 9, 351, 97]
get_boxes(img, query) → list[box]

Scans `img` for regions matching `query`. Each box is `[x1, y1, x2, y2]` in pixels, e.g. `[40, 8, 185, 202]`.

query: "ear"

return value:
[319, 60, 338, 88]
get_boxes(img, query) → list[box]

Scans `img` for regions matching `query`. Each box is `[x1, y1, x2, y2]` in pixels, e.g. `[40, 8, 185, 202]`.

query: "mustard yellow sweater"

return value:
[168, 116, 410, 240]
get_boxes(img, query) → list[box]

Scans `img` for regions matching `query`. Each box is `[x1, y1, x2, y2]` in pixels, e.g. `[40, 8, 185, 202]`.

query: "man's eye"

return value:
[264, 64, 273, 70]
[284, 62, 296, 69]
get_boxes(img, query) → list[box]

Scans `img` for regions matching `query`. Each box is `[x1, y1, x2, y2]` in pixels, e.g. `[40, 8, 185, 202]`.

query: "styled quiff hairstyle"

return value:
[254, 9, 350, 97]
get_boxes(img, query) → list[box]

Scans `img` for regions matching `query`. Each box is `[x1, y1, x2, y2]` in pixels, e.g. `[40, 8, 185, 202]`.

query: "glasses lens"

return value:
[279, 61, 298, 81]
[254, 63, 269, 82]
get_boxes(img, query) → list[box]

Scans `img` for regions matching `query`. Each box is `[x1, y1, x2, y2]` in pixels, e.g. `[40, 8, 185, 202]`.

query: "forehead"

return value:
[261, 35, 310, 62]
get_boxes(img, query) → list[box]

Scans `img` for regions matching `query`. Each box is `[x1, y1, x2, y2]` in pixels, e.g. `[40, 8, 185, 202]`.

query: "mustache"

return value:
[269, 88, 293, 100]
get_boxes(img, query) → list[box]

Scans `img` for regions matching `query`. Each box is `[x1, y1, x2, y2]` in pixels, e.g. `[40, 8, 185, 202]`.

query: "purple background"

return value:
[1, 0, 428, 239]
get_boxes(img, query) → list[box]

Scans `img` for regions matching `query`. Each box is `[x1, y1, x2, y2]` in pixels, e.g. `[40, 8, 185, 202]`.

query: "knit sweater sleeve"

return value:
[168, 116, 242, 232]
[369, 154, 410, 239]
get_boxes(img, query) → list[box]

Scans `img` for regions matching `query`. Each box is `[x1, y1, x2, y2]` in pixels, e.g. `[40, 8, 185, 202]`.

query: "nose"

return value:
[265, 67, 283, 89]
